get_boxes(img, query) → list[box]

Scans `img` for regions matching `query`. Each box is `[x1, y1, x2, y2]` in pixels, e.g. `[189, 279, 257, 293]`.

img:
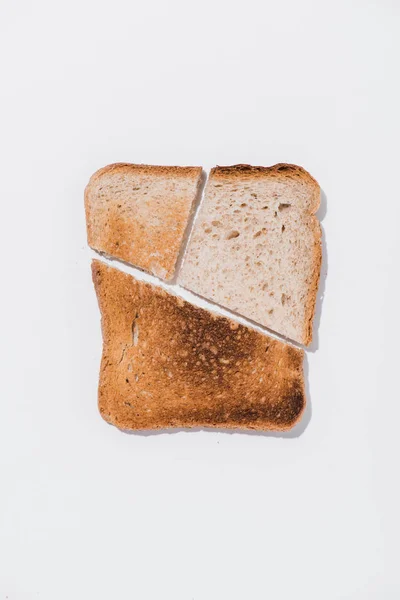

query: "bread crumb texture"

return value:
[92, 260, 305, 431]
[85, 163, 202, 281]
[178, 164, 322, 345]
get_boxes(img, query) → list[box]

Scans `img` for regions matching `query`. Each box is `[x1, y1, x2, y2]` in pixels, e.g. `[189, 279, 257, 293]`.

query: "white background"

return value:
[1, 1, 399, 598]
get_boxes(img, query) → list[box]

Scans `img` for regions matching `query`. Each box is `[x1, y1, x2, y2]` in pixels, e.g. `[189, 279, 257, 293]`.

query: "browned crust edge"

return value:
[211, 162, 316, 179]
[87, 163, 203, 185]
[303, 220, 322, 345]
[114, 417, 305, 433]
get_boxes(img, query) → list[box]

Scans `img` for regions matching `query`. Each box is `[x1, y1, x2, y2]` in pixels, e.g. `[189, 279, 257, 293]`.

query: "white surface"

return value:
[1, 1, 399, 598]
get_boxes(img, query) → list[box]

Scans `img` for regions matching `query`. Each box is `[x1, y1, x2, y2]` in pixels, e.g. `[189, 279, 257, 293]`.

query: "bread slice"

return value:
[85, 163, 202, 281]
[178, 164, 321, 345]
[92, 259, 305, 431]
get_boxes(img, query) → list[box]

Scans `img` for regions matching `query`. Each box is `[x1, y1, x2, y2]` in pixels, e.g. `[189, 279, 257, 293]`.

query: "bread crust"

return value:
[88, 162, 202, 180]
[85, 163, 202, 281]
[211, 164, 320, 214]
[92, 260, 305, 432]
[304, 218, 322, 344]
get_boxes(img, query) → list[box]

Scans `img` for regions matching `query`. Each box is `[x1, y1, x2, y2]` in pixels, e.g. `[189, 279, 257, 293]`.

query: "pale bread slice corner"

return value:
[178, 164, 322, 346]
[92, 260, 305, 432]
[85, 163, 203, 281]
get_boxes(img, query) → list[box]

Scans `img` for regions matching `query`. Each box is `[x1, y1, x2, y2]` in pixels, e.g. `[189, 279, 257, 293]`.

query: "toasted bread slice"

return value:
[92, 260, 305, 431]
[178, 164, 321, 345]
[85, 163, 202, 281]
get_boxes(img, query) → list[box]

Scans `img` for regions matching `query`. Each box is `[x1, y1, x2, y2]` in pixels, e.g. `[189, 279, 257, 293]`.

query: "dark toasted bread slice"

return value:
[92, 260, 305, 431]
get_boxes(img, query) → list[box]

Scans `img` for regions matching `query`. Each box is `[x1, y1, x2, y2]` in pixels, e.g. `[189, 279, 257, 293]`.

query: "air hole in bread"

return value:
[240, 203, 248, 208]
[279, 203, 291, 211]
[226, 230, 240, 240]
[204, 228, 212, 233]
[212, 220, 221, 227]
[281, 293, 290, 306]
[282, 224, 285, 232]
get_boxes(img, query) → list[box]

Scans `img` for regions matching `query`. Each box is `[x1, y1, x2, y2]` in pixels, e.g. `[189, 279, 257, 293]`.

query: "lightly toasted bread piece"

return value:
[85, 163, 203, 281]
[92, 260, 305, 431]
[178, 164, 322, 345]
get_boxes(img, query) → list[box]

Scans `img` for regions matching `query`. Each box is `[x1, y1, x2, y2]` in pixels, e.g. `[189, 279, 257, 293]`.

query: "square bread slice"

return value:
[85, 163, 202, 281]
[178, 164, 322, 345]
[92, 260, 305, 431]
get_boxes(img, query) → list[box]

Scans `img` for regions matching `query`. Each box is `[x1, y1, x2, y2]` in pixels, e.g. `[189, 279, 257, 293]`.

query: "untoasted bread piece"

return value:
[85, 163, 202, 281]
[178, 164, 321, 345]
[92, 260, 305, 431]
